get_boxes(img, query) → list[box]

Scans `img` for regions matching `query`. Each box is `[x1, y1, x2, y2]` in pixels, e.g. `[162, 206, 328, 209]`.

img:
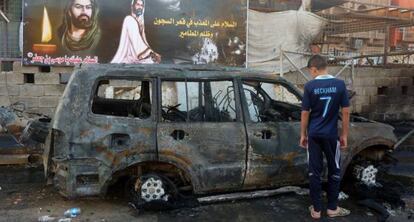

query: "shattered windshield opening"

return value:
[242, 80, 302, 123]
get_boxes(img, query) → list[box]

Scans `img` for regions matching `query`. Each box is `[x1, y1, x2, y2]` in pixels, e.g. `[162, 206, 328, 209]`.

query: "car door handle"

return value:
[171, 130, 186, 140]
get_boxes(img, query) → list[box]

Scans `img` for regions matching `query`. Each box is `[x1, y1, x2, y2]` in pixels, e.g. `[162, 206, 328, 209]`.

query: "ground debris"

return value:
[338, 191, 349, 201]
[197, 186, 307, 203]
[38, 215, 55, 222]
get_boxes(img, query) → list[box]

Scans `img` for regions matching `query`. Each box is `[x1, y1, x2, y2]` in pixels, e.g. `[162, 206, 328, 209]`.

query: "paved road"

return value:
[0, 183, 412, 222]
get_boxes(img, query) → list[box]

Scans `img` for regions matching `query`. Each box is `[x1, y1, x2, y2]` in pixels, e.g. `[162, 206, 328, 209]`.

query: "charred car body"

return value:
[44, 65, 397, 207]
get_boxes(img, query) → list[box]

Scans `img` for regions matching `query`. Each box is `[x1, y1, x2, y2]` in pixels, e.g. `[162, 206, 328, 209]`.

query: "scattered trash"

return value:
[383, 203, 396, 217]
[0, 186, 2, 191]
[13, 198, 22, 205]
[58, 218, 71, 222]
[366, 211, 374, 216]
[38, 215, 55, 222]
[64, 208, 81, 218]
[338, 192, 349, 201]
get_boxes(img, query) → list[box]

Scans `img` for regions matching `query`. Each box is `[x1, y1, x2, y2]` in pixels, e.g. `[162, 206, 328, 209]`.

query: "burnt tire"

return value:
[126, 173, 180, 211]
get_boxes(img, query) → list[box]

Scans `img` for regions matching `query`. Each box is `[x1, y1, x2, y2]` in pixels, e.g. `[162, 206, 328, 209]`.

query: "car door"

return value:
[240, 79, 308, 189]
[157, 78, 247, 193]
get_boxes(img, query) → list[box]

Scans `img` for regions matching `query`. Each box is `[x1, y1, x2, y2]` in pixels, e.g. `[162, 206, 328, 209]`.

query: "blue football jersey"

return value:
[302, 75, 350, 138]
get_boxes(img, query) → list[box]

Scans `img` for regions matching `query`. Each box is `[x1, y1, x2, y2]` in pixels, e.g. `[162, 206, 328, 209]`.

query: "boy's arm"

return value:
[300, 85, 311, 149]
[340, 107, 350, 149]
[300, 111, 310, 148]
[340, 82, 351, 149]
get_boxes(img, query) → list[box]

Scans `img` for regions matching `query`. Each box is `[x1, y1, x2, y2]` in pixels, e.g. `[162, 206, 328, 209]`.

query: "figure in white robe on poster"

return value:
[111, 0, 161, 64]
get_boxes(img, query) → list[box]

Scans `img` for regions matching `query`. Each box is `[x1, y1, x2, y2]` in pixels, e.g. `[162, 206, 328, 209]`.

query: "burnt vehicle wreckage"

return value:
[3, 64, 407, 211]
[0, 103, 51, 165]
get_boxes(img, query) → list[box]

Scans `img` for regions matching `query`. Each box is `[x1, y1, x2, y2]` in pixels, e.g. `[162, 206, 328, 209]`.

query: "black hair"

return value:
[307, 55, 327, 70]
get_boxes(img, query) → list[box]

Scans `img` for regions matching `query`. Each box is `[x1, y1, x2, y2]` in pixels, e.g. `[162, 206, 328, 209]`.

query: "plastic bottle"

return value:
[64, 208, 81, 218]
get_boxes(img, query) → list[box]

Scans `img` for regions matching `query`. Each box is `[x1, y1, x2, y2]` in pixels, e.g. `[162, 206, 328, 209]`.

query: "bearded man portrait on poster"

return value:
[58, 0, 101, 54]
[111, 0, 161, 64]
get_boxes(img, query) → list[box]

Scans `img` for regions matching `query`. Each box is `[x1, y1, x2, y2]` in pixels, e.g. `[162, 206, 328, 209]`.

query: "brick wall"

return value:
[283, 66, 414, 122]
[0, 61, 72, 117]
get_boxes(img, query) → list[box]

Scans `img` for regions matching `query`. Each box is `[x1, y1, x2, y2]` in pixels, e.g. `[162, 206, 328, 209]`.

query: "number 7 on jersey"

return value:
[320, 96, 332, 118]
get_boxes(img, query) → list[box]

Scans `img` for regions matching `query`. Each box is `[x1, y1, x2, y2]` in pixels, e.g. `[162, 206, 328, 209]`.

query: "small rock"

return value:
[366, 212, 374, 216]
[38, 215, 55, 222]
[58, 219, 71, 222]
[338, 191, 349, 201]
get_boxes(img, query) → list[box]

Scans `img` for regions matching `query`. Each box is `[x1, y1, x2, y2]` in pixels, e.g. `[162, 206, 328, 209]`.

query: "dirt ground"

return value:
[0, 182, 413, 222]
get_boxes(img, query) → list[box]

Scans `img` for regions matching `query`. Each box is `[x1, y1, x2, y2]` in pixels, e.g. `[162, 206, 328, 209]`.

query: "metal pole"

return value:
[280, 47, 284, 77]
[335, 63, 351, 78]
[282, 52, 311, 81]
[383, 25, 390, 66]
[0, 9, 10, 23]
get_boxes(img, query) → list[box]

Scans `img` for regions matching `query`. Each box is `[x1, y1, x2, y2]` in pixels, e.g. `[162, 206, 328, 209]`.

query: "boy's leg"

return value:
[322, 138, 341, 211]
[308, 136, 324, 212]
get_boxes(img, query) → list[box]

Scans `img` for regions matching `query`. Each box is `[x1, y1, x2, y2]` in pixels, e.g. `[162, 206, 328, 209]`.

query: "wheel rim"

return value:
[139, 177, 168, 202]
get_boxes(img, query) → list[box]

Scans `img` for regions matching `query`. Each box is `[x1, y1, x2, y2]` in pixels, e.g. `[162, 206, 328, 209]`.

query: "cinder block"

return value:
[0, 73, 6, 83]
[389, 78, 399, 86]
[44, 85, 66, 96]
[354, 87, 364, 96]
[5, 85, 19, 96]
[369, 113, 385, 121]
[370, 95, 378, 104]
[39, 97, 60, 108]
[399, 112, 411, 121]
[388, 87, 401, 96]
[19, 85, 44, 97]
[363, 87, 377, 96]
[52, 66, 74, 74]
[5, 73, 24, 84]
[400, 68, 414, 76]
[375, 78, 391, 86]
[0, 96, 11, 106]
[363, 78, 376, 86]
[9, 97, 39, 108]
[12, 62, 22, 72]
[355, 95, 370, 105]
[361, 104, 374, 113]
[408, 86, 414, 96]
[353, 78, 363, 87]
[398, 77, 412, 86]
[0, 86, 9, 96]
[353, 104, 362, 113]
[21, 66, 40, 74]
[35, 73, 60, 85]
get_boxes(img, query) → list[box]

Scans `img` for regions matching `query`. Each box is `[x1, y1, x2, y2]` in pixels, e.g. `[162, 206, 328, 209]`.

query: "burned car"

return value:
[43, 65, 397, 207]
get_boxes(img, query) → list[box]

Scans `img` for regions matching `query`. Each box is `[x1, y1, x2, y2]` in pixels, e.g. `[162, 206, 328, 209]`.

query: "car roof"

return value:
[77, 64, 286, 81]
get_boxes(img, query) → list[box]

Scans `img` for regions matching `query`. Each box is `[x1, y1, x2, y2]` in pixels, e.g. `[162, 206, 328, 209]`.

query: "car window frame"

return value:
[239, 78, 303, 124]
[158, 77, 242, 123]
[88, 76, 158, 122]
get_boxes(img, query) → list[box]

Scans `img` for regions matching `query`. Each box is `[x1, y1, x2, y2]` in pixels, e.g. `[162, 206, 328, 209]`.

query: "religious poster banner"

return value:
[23, 0, 247, 67]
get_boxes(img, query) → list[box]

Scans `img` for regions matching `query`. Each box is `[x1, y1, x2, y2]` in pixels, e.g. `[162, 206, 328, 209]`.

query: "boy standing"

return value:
[300, 55, 351, 219]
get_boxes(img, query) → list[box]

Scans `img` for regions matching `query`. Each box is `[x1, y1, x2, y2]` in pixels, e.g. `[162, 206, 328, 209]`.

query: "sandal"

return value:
[327, 207, 351, 218]
[309, 206, 321, 219]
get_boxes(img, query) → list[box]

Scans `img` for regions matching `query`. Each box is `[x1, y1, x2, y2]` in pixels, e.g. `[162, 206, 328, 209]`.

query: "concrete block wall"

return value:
[0, 61, 72, 117]
[284, 66, 414, 122]
[1, 62, 413, 122]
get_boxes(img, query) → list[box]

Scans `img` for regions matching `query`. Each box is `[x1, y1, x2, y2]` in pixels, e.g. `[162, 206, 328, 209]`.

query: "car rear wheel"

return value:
[127, 173, 180, 211]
